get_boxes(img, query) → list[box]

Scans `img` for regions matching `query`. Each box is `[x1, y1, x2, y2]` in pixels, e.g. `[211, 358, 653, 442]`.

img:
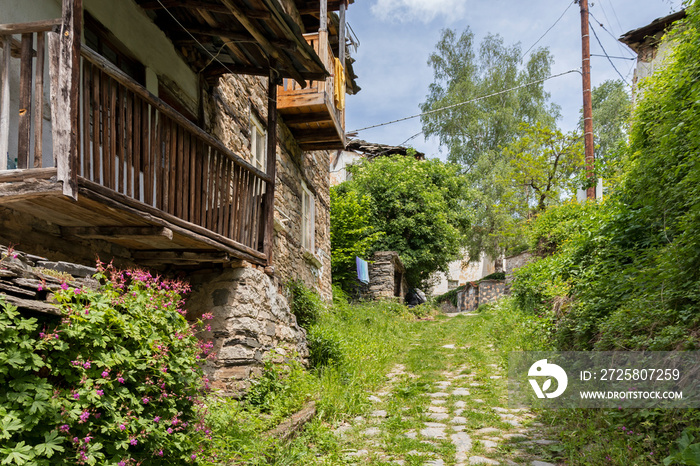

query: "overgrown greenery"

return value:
[200, 282, 436, 465]
[507, 2, 700, 460]
[329, 189, 383, 292]
[331, 155, 470, 289]
[0, 264, 211, 465]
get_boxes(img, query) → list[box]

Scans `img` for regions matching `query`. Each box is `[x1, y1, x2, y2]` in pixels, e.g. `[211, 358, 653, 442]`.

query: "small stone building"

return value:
[366, 251, 409, 303]
[456, 279, 506, 312]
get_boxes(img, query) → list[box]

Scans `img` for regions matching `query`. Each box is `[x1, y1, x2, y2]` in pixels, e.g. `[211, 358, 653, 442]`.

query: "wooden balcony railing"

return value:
[277, 30, 346, 150]
[0, 21, 271, 264]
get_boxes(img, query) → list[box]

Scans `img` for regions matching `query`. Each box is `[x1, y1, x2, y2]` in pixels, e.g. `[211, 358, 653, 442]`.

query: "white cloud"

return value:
[370, 0, 468, 23]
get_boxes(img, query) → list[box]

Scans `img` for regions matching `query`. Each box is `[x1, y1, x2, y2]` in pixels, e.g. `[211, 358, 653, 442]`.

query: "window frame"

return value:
[301, 181, 315, 253]
[250, 113, 267, 173]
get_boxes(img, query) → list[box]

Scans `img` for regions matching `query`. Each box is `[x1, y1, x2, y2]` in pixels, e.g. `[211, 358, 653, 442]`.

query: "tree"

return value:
[334, 155, 470, 289]
[329, 188, 382, 292]
[420, 28, 559, 168]
[463, 124, 583, 259]
[502, 123, 584, 213]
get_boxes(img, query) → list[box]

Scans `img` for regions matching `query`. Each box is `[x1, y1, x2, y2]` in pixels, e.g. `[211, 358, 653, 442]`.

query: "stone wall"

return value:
[505, 251, 534, 290]
[205, 74, 332, 301]
[456, 280, 506, 312]
[479, 280, 506, 306]
[185, 265, 308, 396]
[367, 251, 408, 302]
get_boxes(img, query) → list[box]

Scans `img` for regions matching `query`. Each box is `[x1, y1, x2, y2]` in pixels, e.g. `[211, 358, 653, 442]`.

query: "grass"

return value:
[200, 292, 691, 465]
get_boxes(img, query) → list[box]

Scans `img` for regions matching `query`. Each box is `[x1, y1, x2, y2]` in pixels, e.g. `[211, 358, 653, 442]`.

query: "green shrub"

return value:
[306, 326, 344, 369]
[0, 263, 211, 465]
[287, 280, 325, 329]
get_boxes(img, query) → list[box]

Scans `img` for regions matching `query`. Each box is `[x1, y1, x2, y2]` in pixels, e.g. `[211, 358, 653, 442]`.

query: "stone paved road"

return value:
[333, 312, 564, 465]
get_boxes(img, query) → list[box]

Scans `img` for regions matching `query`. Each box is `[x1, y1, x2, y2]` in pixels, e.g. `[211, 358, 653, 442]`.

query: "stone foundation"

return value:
[186, 265, 308, 396]
[457, 280, 506, 312]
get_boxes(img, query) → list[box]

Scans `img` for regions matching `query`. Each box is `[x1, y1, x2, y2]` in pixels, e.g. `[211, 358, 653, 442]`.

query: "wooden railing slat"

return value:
[34, 32, 45, 168]
[17, 33, 33, 168]
[0, 36, 11, 171]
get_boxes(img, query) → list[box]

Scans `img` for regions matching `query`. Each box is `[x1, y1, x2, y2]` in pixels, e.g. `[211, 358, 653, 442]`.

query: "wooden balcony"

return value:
[277, 31, 346, 151]
[0, 23, 271, 268]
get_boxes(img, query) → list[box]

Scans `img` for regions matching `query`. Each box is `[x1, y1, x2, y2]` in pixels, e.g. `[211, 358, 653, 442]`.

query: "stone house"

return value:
[0, 0, 358, 393]
[365, 251, 408, 303]
[619, 9, 686, 103]
[330, 138, 424, 186]
[456, 279, 506, 313]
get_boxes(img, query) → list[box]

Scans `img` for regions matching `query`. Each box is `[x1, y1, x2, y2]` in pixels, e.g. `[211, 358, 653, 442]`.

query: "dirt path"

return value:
[332, 312, 563, 465]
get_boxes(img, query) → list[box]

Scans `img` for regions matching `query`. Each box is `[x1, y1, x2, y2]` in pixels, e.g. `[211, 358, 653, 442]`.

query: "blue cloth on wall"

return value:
[356, 257, 369, 284]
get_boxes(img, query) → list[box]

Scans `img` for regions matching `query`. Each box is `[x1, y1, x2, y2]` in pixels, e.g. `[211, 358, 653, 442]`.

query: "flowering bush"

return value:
[0, 262, 213, 465]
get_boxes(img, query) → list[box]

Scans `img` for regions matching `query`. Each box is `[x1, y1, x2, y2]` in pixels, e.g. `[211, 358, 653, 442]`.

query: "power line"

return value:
[589, 11, 635, 56]
[591, 54, 635, 61]
[520, 1, 575, 62]
[349, 69, 580, 133]
[589, 21, 632, 86]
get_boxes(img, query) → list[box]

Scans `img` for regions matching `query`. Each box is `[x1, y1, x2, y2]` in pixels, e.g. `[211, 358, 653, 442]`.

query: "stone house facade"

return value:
[0, 0, 358, 394]
[456, 279, 506, 313]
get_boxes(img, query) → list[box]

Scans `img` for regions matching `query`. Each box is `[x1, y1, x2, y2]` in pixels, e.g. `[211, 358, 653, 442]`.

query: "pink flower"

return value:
[59, 424, 69, 433]
[72, 392, 80, 400]
[129, 438, 138, 446]
[60, 282, 69, 290]
[83, 361, 91, 369]
[37, 285, 43, 291]
[95, 389, 104, 397]
[153, 416, 160, 423]
[142, 397, 149, 404]
[78, 410, 90, 423]
[117, 377, 125, 384]
[157, 450, 163, 457]
[84, 435, 92, 443]
[166, 428, 173, 434]
[118, 462, 126, 466]
[119, 424, 126, 431]
[101, 370, 109, 378]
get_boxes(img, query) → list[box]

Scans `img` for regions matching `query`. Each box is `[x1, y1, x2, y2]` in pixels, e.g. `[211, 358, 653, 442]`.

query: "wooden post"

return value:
[0, 35, 11, 171]
[339, 1, 346, 67]
[263, 62, 279, 265]
[319, 0, 327, 32]
[52, 0, 82, 199]
[579, 0, 595, 200]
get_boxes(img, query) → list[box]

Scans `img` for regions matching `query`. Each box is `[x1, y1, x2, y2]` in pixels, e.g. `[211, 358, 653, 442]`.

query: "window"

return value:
[448, 280, 459, 291]
[84, 13, 145, 84]
[301, 181, 315, 252]
[250, 114, 266, 172]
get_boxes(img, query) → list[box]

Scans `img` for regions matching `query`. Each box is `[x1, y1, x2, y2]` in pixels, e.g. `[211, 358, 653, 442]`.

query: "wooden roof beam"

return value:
[220, 0, 307, 87]
[61, 226, 174, 241]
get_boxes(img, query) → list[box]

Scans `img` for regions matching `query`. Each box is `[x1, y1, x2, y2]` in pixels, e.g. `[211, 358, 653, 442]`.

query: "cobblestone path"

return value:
[332, 313, 564, 465]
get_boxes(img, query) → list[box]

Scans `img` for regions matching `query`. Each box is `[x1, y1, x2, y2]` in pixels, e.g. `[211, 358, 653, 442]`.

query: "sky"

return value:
[343, 0, 684, 160]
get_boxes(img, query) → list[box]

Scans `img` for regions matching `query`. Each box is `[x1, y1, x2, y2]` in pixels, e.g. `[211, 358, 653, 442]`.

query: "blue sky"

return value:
[344, 0, 684, 160]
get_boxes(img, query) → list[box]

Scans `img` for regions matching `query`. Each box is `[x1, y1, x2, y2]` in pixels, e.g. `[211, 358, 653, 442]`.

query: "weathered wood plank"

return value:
[0, 36, 11, 171]
[17, 33, 33, 169]
[266, 401, 316, 441]
[125, 90, 134, 197]
[264, 67, 278, 262]
[33, 32, 45, 168]
[81, 56, 90, 177]
[0, 19, 62, 35]
[0, 178, 62, 203]
[0, 167, 56, 182]
[109, 76, 117, 190]
[77, 180, 267, 262]
[132, 250, 230, 263]
[61, 226, 174, 241]
[91, 63, 100, 182]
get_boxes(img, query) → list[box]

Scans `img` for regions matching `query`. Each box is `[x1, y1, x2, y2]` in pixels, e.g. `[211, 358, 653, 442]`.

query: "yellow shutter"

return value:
[334, 58, 346, 111]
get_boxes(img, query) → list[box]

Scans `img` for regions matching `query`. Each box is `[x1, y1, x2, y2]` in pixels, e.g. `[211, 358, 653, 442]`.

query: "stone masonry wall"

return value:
[479, 280, 506, 306]
[185, 265, 307, 395]
[367, 251, 408, 302]
[204, 74, 332, 301]
[505, 251, 534, 290]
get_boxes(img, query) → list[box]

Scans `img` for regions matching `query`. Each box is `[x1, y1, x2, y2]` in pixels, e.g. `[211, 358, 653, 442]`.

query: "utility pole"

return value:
[578, 0, 596, 199]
